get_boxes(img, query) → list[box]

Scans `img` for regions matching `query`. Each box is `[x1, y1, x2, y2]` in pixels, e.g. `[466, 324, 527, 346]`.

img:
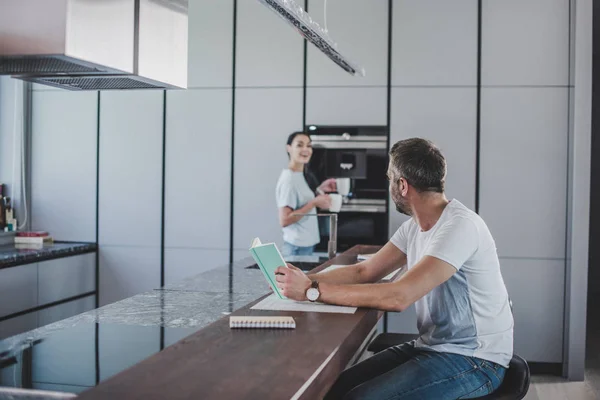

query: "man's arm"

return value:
[304, 242, 407, 285]
[276, 255, 456, 311]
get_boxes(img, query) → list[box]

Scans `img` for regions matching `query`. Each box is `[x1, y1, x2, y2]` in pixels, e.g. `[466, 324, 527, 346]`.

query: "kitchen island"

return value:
[0, 245, 384, 400]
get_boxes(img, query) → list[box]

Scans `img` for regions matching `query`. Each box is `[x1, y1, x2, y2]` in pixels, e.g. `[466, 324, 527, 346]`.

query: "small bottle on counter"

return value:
[5, 197, 14, 232]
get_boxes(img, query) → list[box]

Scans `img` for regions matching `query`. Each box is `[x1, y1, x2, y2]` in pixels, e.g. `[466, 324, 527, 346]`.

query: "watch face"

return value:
[307, 287, 319, 301]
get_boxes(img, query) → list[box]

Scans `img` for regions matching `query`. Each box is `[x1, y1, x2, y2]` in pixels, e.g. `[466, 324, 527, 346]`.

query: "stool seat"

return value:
[478, 354, 530, 400]
[367, 333, 530, 399]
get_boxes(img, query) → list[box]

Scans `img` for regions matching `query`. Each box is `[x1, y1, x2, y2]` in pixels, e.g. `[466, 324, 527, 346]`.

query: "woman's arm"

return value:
[278, 195, 331, 227]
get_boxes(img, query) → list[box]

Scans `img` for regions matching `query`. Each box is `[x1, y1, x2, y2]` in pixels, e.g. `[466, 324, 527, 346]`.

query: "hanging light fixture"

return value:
[257, 0, 366, 77]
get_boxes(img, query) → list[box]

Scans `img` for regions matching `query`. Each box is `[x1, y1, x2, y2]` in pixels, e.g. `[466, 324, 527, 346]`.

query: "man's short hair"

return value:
[389, 138, 446, 193]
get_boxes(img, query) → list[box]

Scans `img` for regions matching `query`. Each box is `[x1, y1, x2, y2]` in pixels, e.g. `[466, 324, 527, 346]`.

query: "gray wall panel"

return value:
[306, 87, 387, 126]
[501, 258, 565, 362]
[307, 0, 388, 87]
[164, 248, 229, 285]
[392, 0, 478, 86]
[98, 246, 160, 306]
[236, 0, 304, 87]
[98, 324, 160, 382]
[37, 296, 96, 327]
[31, 316, 95, 387]
[389, 88, 477, 237]
[387, 306, 419, 335]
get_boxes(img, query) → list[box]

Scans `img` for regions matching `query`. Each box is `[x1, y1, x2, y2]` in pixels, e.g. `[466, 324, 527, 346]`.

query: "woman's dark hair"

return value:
[286, 131, 311, 147]
[286, 131, 319, 191]
[389, 138, 446, 193]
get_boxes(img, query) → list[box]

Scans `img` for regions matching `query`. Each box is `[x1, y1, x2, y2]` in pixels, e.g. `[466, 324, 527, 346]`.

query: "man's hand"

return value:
[275, 264, 312, 301]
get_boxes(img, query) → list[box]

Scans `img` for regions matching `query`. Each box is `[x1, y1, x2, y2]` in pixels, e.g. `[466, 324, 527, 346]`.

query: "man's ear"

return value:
[399, 177, 409, 196]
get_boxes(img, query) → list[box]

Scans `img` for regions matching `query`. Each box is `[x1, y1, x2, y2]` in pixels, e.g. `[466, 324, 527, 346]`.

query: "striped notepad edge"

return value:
[229, 316, 296, 329]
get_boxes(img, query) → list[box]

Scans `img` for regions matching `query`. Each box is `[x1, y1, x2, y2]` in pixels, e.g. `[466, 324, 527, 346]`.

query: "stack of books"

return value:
[14, 231, 53, 249]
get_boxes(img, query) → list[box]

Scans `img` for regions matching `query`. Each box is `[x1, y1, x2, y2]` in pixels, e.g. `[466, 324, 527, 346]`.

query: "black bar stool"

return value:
[366, 333, 530, 399]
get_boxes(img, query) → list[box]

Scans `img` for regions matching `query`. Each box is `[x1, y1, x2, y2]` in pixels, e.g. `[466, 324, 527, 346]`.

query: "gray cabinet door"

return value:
[0, 264, 37, 319]
[98, 91, 163, 305]
[164, 88, 232, 283]
[99, 91, 163, 247]
[31, 90, 98, 242]
[482, 0, 569, 86]
[38, 254, 95, 304]
[188, 0, 233, 88]
[233, 88, 303, 252]
[480, 88, 568, 259]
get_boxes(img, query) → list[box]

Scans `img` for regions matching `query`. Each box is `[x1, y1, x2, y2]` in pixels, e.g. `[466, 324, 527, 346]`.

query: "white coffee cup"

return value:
[329, 194, 343, 213]
[336, 178, 351, 196]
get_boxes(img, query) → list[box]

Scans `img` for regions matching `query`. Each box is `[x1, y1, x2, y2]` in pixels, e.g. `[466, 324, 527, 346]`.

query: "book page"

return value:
[251, 294, 357, 314]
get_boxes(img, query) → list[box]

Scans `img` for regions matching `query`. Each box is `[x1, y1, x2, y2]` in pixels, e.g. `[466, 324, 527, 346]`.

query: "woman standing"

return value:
[276, 132, 335, 256]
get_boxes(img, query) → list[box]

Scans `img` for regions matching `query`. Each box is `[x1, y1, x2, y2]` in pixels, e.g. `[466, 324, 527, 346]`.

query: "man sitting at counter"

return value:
[276, 138, 514, 400]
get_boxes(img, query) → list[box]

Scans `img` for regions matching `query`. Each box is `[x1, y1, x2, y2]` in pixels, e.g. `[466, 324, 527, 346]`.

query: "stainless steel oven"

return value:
[306, 125, 389, 252]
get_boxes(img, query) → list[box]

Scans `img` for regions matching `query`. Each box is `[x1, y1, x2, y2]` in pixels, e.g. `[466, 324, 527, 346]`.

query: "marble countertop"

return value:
[0, 256, 296, 396]
[0, 241, 98, 270]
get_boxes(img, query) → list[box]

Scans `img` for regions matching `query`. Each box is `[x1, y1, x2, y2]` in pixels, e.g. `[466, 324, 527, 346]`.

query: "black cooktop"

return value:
[0, 322, 200, 394]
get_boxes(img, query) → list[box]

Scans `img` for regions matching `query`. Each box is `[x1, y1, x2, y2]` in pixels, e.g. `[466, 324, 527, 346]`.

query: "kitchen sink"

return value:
[0, 387, 75, 400]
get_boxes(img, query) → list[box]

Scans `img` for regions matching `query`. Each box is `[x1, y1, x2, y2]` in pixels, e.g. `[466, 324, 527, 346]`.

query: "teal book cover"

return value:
[249, 238, 287, 299]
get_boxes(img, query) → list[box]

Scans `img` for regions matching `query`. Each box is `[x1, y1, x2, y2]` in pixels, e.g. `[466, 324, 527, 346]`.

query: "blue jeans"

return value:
[326, 343, 506, 400]
[281, 241, 315, 257]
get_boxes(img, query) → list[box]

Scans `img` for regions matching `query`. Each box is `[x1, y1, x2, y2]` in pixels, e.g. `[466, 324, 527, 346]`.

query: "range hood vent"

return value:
[19, 76, 164, 91]
[0, 0, 188, 91]
[0, 57, 109, 75]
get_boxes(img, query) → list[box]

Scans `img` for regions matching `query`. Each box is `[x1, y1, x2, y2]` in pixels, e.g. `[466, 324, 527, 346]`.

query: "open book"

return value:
[249, 238, 288, 299]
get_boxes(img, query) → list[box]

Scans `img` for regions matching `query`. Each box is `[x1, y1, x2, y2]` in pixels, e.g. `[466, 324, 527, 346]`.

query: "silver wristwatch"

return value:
[306, 280, 320, 302]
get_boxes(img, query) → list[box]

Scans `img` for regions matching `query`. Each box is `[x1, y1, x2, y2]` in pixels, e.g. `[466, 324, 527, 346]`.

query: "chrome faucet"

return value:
[292, 213, 338, 259]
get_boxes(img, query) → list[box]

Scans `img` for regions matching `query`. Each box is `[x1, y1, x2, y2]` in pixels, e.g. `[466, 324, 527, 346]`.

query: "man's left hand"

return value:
[275, 264, 312, 301]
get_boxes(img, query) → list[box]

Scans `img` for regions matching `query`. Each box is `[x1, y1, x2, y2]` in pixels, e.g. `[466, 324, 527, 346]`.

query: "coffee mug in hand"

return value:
[329, 194, 343, 213]
[336, 178, 351, 196]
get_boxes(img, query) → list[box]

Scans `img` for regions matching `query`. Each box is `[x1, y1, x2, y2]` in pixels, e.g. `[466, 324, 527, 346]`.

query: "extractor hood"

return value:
[0, 0, 188, 90]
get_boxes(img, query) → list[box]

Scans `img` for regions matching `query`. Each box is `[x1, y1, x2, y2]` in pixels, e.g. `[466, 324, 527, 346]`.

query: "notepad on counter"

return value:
[357, 253, 374, 261]
[251, 294, 357, 314]
[249, 237, 288, 299]
[229, 316, 296, 329]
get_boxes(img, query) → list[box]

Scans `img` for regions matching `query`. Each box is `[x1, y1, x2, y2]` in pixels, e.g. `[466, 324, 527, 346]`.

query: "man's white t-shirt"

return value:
[390, 199, 514, 367]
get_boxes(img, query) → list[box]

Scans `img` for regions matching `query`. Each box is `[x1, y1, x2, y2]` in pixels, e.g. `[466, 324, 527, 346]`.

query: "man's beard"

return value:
[392, 187, 411, 216]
